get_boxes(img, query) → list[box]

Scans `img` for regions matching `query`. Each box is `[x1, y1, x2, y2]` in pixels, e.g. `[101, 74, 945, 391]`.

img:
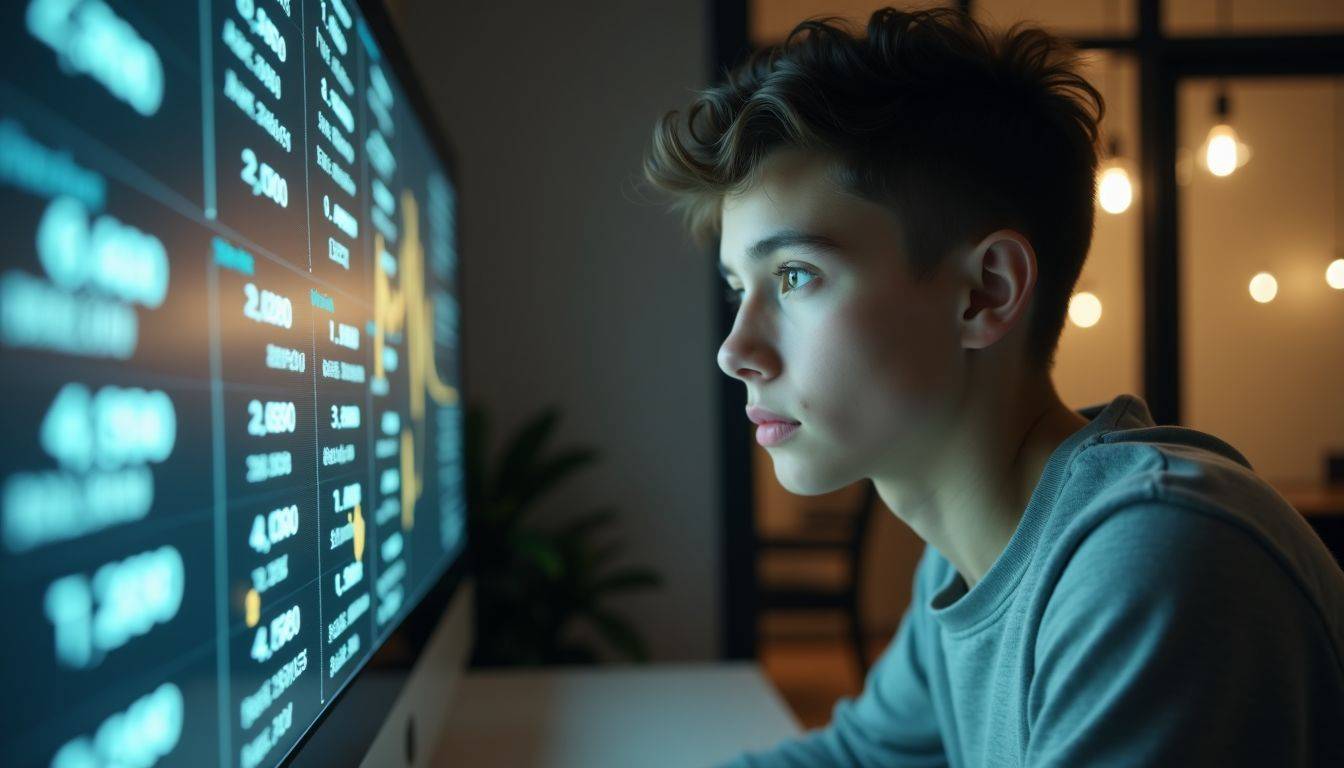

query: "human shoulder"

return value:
[1036, 500, 1343, 675]
[1044, 425, 1344, 644]
[1024, 500, 1344, 765]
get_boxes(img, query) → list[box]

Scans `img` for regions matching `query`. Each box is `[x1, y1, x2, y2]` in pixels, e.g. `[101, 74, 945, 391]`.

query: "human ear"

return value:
[957, 229, 1037, 351]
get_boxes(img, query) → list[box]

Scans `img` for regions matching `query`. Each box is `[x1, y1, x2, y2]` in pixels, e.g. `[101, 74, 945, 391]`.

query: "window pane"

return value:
[1179, 76, 1344, 487]
[750, 0, 1138, 47]
[1165, 0, 1344, 37]
[749, 0, 948, 47]
[1055, 51, 1143, 410]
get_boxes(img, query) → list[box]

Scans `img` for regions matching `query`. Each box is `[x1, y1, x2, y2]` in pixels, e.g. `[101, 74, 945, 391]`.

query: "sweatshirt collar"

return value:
[925, 393, 1145, 634]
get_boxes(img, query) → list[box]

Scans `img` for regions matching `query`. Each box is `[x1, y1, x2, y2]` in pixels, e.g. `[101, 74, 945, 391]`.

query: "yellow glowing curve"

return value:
[373, 191, 458, 532]
[349, 503, 365, 562]
[245, 588, 260, 628]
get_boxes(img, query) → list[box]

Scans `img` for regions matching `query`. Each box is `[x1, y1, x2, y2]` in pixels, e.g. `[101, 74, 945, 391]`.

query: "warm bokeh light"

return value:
[1327, 259, 1344, 290]
[1097, 164, 1134, 214]
[1068, 291, 1103, 328]
[1204, 123, 1249, 177]
[1248, 272, 1278, 303]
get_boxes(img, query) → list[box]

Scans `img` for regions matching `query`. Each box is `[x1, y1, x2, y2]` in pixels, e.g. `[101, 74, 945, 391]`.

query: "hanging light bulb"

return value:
[1097, 137, 1135, 214]
[1248, 272, 1277, 303]
[1326, 259, 1344, 290]
[1203, 88, 1252, 177]
[1068, 291, 1103, 328]
[1094, 41, 1136, 214]
[1205, 124, 1239, 176]
[1098, 164, 1133, 212]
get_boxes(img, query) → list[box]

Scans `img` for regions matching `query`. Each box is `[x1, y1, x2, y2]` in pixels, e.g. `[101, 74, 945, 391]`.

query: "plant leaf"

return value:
[503, 448, 600, 526]
[582, 606, 650, 663]
[513, 532, 563, 580]
[491, 406, 561, 500]
[581, 536, 624, 579]
[466, 403, 664, 667]
[552, 507, 619, 544]
[588, 567, 662, 596]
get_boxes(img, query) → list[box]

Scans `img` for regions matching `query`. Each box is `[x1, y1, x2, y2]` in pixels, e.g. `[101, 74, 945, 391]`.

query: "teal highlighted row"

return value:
[212, 238, 254, 276]
[0, 119, 106, 210]
[310, 289, 334, 312]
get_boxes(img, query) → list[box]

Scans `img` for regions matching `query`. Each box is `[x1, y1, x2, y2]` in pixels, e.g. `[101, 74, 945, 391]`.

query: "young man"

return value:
[644, 7, 1344, 766]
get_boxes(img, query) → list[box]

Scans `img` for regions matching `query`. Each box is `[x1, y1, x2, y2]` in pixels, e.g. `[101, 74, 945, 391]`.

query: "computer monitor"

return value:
[0, 1, 473, 766]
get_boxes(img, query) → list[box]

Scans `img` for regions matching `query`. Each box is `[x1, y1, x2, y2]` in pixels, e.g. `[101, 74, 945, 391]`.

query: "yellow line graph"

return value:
[372, 191, 458, 532]
[349, 503, 365, 562]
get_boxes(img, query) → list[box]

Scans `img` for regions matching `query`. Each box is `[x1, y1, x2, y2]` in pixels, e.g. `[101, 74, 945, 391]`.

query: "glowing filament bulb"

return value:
[1097, 164, 1134, 214]
[1068, 291, 1102, 328]
[1326, 259, 1344, 290]
[1248, 272, 1277, 303]
[1205, 124, 1243, 177]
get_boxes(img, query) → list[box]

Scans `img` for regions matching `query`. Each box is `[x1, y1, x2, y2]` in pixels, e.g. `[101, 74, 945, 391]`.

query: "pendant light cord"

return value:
[1335, 77, 1341, 258]
[1215, 0, 1231, 114]
[1103, 0, 1119, 158]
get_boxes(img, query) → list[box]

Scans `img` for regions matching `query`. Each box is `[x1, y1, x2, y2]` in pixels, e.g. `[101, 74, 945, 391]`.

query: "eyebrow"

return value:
[718, 230, 844, 280]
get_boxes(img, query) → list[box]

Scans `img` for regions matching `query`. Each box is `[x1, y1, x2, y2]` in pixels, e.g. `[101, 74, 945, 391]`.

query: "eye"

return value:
[721, 264, 817, 308]
[773, 264, 817, 295]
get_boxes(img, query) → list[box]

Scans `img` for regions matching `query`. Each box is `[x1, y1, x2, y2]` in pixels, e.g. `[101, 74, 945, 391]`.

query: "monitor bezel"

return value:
[277, 0, 473, 764]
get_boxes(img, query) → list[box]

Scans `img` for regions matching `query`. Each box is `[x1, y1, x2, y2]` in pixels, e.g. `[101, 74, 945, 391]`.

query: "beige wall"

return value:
[1164, 0, 1344, 35]
[750, 0, 948, 44]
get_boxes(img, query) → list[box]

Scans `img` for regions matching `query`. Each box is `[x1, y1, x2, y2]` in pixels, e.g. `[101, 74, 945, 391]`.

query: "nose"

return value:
[716, 307, 779, 382]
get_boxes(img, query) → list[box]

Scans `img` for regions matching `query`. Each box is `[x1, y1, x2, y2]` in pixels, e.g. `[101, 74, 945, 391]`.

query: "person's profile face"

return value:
[716, 149, 966, 495]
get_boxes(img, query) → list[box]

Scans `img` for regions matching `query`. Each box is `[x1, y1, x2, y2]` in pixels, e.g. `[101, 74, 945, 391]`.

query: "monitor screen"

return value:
[0, 1, 467, 766]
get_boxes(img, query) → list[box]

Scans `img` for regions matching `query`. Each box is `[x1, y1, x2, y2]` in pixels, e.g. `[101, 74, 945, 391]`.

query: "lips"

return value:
[755, 421, 800, 447]
[745, 405, 800, 426]
[746, 405, 801, 447]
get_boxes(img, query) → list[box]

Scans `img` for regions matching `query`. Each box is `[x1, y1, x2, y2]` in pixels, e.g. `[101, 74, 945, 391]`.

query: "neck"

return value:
[872, 377, 1089, 590]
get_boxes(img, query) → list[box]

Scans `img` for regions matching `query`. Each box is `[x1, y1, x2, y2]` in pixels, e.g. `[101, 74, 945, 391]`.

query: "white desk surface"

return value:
[432, 662, 804, 767]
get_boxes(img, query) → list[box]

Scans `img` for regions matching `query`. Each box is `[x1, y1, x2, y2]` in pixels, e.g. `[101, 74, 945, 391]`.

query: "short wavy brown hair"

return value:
[644, 7, 1104, 371]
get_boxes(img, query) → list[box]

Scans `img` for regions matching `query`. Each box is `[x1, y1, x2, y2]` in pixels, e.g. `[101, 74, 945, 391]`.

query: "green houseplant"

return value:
[466, 403, 662, 666]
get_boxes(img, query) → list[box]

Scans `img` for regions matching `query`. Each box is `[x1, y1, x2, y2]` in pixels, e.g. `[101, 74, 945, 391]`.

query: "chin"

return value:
[770, 454, 854, 496]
